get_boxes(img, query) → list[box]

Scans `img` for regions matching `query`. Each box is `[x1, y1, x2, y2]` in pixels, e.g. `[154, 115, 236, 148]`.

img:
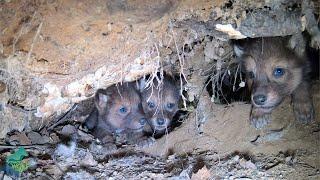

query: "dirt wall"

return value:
[0, 0, 319, 139]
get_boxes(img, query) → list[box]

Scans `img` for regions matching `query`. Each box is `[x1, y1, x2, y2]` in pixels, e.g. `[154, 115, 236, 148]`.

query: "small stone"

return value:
[239, 159, 257, 170]
[286, 156, 292, 163]
[49, 133, 60, 143]
[191, 166, 210, 180]
[77, 129, 94, 142]
[233, 155, 240, 162]
[45, 165, 63, 177]
[59, 125, 77, 136]
[36, 168, 42, 172]
[9, 132, 32, 145]
[28, 158, 38, 170]
[28, 131, 49, 144]
[239, 158, 246, 168]
[80, 151, 97, 167]
[63, 171, 95, 180]
[40, 128, 49, 136]
[246, 160, 257, 170]
[292, 157, 297, 164]
[218, 47, 225, 57]
[54, 141, 76, 157]
[239, 81, 245, 87]
[3, 175, 13, 180]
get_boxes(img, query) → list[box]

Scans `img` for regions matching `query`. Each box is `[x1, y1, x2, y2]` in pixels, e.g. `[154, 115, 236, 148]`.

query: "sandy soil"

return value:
[144, 81, 320, 172]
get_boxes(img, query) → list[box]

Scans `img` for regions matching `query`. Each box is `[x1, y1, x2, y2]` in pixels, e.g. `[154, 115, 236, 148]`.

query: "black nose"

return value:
[156, 118, 165, 126]
[139, 118, 146, 125]
[253, 94, 267, 105]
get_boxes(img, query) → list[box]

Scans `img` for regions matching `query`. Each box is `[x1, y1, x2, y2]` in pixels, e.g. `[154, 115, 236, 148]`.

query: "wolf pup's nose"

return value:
[156, 118, 165, 126]
[253, 94, 267, 105]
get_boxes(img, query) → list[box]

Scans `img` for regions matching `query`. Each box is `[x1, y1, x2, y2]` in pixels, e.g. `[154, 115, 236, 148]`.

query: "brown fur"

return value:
[84, 82, 152, 145]
[234, 36, 314, 128]
[139, 74, 180, 136]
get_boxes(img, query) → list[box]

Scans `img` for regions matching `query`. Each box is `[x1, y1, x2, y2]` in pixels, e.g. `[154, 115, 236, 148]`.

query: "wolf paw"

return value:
[250, 111, 271, 129]
[293, 101, 314, 123]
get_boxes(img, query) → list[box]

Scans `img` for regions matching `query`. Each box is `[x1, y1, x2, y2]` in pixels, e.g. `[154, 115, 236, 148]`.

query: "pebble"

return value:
[233, 155, 240, 162]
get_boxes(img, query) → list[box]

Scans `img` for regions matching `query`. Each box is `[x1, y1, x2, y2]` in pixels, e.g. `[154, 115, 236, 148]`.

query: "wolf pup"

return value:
[234, 36, 314, 129]
[84, 82, 152, 147]
[139, 73, 180, 136]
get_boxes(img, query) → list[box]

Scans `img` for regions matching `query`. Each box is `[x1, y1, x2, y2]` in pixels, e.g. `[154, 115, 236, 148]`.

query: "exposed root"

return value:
[169, 21, 188, 109]
[27, 21, 43, 64]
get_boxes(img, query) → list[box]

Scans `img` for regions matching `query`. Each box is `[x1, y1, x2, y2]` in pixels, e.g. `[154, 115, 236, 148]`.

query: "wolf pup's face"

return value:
[233, 36, 315, 129]
[234, 37, 305, 111]
[95, 83, 148, 133]
[139, 74, 180, 135]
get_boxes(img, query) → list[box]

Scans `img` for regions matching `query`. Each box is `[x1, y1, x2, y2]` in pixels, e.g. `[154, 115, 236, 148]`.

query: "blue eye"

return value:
[167, 103, 175, 109]
[273, 68, 285, 78]
[119, 106, 127, 114]
[147, 101, 155, 109]
[139, 118, 146, 125]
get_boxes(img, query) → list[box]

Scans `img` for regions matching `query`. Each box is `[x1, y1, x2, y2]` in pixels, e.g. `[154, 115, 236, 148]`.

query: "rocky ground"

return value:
[0, 81, 318, 179]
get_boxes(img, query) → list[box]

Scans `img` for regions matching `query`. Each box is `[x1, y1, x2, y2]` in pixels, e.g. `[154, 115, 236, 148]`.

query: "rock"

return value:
[54, 141, 77, 158]
[7, 132, 31, 145]
[3, 175, 13, 180]
[49, 133, 60, 144]
[77, 129, 94, 142]
[79, 150, 97, 167]
[191, 166, 211, 180]
[45, 165, 63, 178]
[245, 160, 257, 170]
[0, 105, 27, 139]
[59, 125, 77, 136]
[28, 131, 50, 144]
[285, 156, 292, 163]
[239, 159, 257, 170]
[233, 155, 240, 163]
[89, 141, 117, 160]
[63, 171, 95, 180]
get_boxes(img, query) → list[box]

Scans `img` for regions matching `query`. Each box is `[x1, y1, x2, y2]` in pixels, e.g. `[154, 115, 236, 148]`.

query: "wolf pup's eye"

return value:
[273, 67, 285, 78]
[147, 101, 155, 109]
[119, 106, 127, 114]
[248, 71, 255, 79]
[166, 103, 175, 110]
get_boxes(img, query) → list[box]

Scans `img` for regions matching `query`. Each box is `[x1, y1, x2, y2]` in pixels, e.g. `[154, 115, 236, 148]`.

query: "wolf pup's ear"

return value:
[95, 89, 109, 113]
[137, 77, 147, 93]
[287, 33, 306, 58]
[163, 72, 179, 88]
